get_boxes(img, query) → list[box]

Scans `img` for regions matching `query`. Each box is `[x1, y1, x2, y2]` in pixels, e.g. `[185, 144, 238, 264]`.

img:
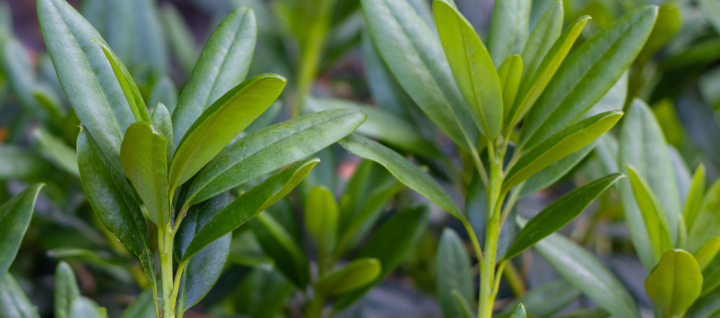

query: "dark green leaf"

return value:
[251, 211, 310, 288]
[304, 186, 338, 255]
[0, 184, 43, 280]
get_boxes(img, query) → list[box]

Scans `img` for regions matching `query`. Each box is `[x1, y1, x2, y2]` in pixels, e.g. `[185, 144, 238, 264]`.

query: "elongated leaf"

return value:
[685, 164, 706, 230]
[0, 184, 43, 280]
[68, 298, 106, 318]
[688, 179, 720, 253]
[55, 262, 80, 318]
[527, 219, 640, 318]
[0, 273, 39, 318]
[185, 109, 364, 206]
[645, 249, 703, 316]
[695, 238, 720, 271]
[626, 165, 673, 263]
[521, 0, 562, 88]
[32, 128, 79, 177]
[151, 103, 173, 163]
[169, 74, 286, 190]
[119, 288, 154, 318]
[38, 0, 134, 168]
[503, 173, 622, 260]
[434, 0, 503, 137]
[180, 158, 318, 262]
[93, 40, 150, 123]
[120, 122, 169, 226]
[519, 6, 657, 150]
[175, 193, 231, 312]
[487, 0, 531, 66]
[436, 228, 473, 318]
[497, 280, 580, 318]
[304, 186, 338, 255]
[503, 111, 622, 193]
[338, 134, 463, 219]
[77, 129, 156, 290]
[315, 258, 381, 296]
[172, 7, 256, 148]
[498, 55, 523, 120]
[251, 211, 310, 288]
[519, 142, 596, 198]
[303, 98, 439, 158]
[361, 0, 478, 150]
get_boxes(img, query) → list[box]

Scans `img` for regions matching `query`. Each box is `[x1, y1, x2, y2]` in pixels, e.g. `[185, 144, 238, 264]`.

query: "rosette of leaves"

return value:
[37, 0, 366, 317]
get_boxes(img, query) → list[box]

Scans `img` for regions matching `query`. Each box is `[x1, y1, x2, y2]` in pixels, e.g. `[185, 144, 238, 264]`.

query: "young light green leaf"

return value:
[171, 7, 256, 148]
[361, 0, 478, 150]
[315, 258, 381, 296]
[688, 179, 720, 253]
[93, 39, 150, 123]
[185, 109, 364, 206]
[487, 0, 531, 66]
[120, 122, 169, 226]
[169, 74, 286, 191]
[503, 173, 622, 260]
[685, 164, 706, 230]
[626, 165, 673, 263]
[497, 280, 580, 318]
[55, 262, 80, 318]
[32, 128, 79, 177]
[520, 0, 562, 88]
[68, 297, 106, 318]
[180, 158, 319, 262]
[436, 228, 474, 318]
[503, 111, 622, 193]
[510, 16, 589, 128]
[434, 0, 503, 137]
[510, 304, 527, 318]
[519, 6, 658, 150]
[38, 0, 135, 168]
[527, 219, 640, 318]
[0, 184, 43, 281]
[304, 186, 338, 255]
[251, 211, 310, 288]
[645, 249, 703, 316]
[695, 237, 720, 271]
[151, 103, 173, 163]
[338, 134, 463, 220]
[498, 55, 523, 120]
[0, 273, 40, 318]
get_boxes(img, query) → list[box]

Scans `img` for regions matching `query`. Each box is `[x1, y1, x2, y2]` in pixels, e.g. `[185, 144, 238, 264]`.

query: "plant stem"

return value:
[306, 291, 326, 318]
[158, 223, 175, 318]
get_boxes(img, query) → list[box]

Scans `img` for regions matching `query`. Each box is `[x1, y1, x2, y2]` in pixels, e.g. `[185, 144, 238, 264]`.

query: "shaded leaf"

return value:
[436, 228, 473, 318]
[54, 262, 80, 318]
[0, 184, 43, 280]
[315, 258, 381, 296]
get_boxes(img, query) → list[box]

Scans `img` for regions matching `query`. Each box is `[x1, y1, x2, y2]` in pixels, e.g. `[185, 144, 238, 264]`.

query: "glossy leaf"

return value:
[503, 111, 622, 193]
[520, 0, 562, 90]
[361, 0, 478, 150]
[315, 258, 381, 296]
[695, 237, 720, 271]
[645, 249, 703, 316]
[519, 6, 657, 150]
[503, 173, 622, 260]
[185, 109, 364, 206]
[434, 0, 503, 137]
[55, 262, 80, 318]
[487, 0, 531, 66]
[510, 304, 527, 318]
[519, 142, 596, 198]
[688, 179, 720, 253]
[304, 186, 338, 255]
[626, 165, 673, 263]
[180, 158, 319, 262]
[93, 40, 150, 123]
[38, 0, 134, 168]
[498, 55, 523, 120]
[685, 164, 706, 230]
[0, 184, 43, 280]
[436, 228, 473, 318]
[0, 273, 40, 318]
[251, 211, 310, 288]
[169, 74, 286, 190]
[32, 128, 78, 177]
[497, 280, 580, 318]
[338, 134, 463, 219]
[172, 7, 256, 146]
[120, 122, 169, 226]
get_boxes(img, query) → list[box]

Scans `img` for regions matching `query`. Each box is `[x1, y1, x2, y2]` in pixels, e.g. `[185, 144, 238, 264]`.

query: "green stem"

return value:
[158, 223, 175, 318]
[307, 291, 326, 318]
[169, 261, 187, 316]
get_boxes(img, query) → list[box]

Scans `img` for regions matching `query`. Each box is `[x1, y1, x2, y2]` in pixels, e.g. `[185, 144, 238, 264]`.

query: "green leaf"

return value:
[556, 308, 611, 318]
[175, 193, 231, 312]
[487, 0, 531, 66]
[0, 33, 42, 115]
[699, 0, 720, 34]
[338, 134, 463, 219]
[180, 158, 319, 262]
[520, 0, 562, 91]
[434, 0, 503, 137]
[519, 142, 596, 198]
[76, 129, 156, 292]
[120, 122, 169, 226]
[503, 173, 622, 260]
[452, 290, 474, 318]
[93, 39, 151, 123]
[38, 0, 135, 168]
[171, 7, 256, 149]
[68, 297, 106, 318]
[640, 4, 681, 58]
[436, 228, 473, 318]
[304, 186, 338, 255]
[185, 109, 364, 206]
[151, 103, 173, 163]
[0, 184, 43, 280]
[503, 111, 622, 193]
[694, 237, 720, 271]
[685, 164, 706, 230]
[688, 179, 720, 253]
[161, 3, 198, 75]
[55, 262, 80, 318]
[618, 99, 681, 270]
[527, 219, 640, 318]
[626, 165, 673, 263]
[510, 15, 588, 128]
[148, 77, 178, 115]
[498, 55, 523, 120]
[119, 288, 154, 318]
[251, 211, 310, 288]
[519, 6, 658, 150]
[361, 0, 478, 150]
[497, 280, 580, 318]
[645, 249, 703, 316]
[0, 273, 40, 318]
[315, 258, 381, 296]
[0, 146, 52, 180]
[33, 85, 66, 130]
[510, 304, 527, 318]
[32, 127, 79, 177]
[303, 98, 440, 158]
[169, 73, 286, 190]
